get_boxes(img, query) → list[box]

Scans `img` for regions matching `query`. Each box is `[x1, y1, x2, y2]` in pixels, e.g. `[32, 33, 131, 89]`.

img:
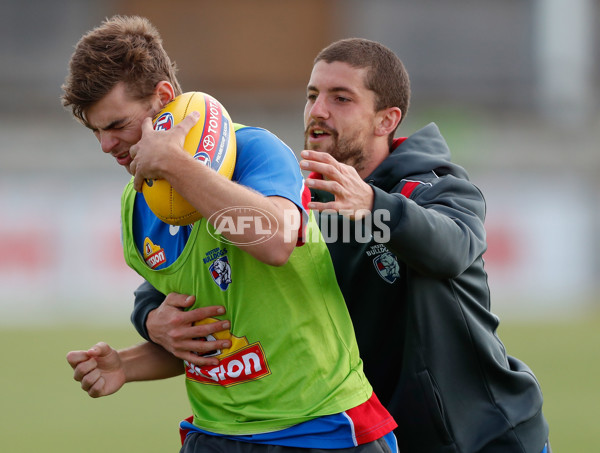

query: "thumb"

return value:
[177, 111, 200, 135]
[140, 116, 154, 133]
[87, 342, 112, 358]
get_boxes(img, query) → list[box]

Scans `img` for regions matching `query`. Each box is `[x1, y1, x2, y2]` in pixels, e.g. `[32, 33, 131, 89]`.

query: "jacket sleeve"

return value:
[371, 175, 487, 278]
[131, 280, 166, 341]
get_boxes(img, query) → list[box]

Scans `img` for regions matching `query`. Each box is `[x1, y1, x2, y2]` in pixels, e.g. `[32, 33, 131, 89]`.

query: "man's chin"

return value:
[304, 141, 318, 151]
[305, 142, 333, 154]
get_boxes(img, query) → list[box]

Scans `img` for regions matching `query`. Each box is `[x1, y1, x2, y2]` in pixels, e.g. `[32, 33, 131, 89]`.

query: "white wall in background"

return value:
[0, 171, 596, 325]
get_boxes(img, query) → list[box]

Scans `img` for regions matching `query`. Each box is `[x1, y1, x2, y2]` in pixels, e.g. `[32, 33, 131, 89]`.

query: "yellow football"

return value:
[142, 92, 237, 225]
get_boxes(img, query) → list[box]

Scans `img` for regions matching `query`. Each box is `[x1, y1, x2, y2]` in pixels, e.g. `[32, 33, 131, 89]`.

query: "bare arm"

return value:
[66, 341, 183, 398]
[129, 114, 300, 266]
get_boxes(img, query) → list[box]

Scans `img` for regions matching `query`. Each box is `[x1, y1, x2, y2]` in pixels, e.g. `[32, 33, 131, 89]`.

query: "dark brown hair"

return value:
[61, 15, 182, 124]
[315, 38, 410, 130]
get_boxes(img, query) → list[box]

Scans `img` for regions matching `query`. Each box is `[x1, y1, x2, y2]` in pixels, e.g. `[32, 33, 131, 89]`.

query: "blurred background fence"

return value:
[1, 0, 599, 323]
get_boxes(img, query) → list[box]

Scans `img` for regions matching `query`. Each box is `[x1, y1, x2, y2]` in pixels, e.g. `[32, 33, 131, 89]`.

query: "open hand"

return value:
[300, 149, 374, 219]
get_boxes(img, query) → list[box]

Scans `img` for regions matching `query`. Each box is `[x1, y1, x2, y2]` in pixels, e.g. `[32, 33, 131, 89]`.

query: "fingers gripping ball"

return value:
[142, 92, 237, 225]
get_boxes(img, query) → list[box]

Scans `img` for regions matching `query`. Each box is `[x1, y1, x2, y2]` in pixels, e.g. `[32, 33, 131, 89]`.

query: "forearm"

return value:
[165, 153, 298, 265]
[130, 118, 299, 265]
[119, 342, 184, 383]
[372, 184, 487, 277]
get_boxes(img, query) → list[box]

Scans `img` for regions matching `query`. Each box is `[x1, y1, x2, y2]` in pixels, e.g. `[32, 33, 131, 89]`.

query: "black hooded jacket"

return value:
[311, 123, 548, 452]
[132, 123, 548, 452]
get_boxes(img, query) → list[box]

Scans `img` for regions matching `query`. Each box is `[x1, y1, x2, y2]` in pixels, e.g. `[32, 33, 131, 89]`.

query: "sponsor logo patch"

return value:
[185, 318, 271, 387]
[196, 96, 231, 172]
[143, 237, 166, 269]
[185, 343, 270, 386]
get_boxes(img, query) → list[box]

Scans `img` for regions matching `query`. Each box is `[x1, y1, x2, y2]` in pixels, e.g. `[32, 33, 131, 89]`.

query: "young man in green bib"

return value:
[63, 15, 397, 452]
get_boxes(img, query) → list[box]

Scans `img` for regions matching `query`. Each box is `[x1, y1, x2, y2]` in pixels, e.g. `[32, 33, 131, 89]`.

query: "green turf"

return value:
[0, 326, 189, 452]
[2, 313, 598, 451]
[497, 311, 600, 452]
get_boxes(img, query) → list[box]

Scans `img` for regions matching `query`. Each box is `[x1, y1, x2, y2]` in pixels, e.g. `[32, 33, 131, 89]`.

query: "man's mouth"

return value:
[311, 129, 328, 139]
[114, 151, 132, 166]
[308, 124, 334, 140]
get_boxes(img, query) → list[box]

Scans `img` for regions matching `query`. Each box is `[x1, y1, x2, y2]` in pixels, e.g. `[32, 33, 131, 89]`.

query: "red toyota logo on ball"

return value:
[202, 134, 216, 151]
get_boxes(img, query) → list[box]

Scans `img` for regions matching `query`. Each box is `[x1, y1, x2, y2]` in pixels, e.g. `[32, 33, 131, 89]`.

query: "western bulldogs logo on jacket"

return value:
[373, 251, 400, 284]
[367, 244, 400, 284]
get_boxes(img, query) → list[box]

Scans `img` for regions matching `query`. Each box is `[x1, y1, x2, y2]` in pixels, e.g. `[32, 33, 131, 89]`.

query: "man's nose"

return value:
[308, 96, 329, 120]
[98, 131, 119, 154]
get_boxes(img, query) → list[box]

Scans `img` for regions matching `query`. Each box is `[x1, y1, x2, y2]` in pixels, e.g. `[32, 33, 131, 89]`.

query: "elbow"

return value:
[263, 243, 294, 267]
[260, 234, 295, 267]
[412, 262, 466, 280]
[412, 248, 481, 279]
[266, 254, 291, 267]
[241, 238, 294, 267]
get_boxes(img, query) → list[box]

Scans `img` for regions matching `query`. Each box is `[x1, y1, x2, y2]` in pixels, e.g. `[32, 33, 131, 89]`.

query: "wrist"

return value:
[146, 309, 158, 344]
[161, 149, 197, 183]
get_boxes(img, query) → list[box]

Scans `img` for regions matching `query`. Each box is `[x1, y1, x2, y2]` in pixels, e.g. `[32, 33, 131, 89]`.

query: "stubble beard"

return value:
[304, 128, 366, 174]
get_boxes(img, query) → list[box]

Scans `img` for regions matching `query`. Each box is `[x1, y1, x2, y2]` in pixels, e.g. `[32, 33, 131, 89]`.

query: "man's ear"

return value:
[375, 107, 402, 137]
[155, 81, 175, 107]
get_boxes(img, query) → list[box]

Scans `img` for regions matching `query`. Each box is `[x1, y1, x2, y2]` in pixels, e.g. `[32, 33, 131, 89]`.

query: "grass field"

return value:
[497, 311, 600, 452]
[2, 311, 598, 452]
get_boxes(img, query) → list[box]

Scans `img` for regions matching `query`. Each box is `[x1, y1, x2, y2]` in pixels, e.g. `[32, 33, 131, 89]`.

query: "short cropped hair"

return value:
[314, 38, 410, 128]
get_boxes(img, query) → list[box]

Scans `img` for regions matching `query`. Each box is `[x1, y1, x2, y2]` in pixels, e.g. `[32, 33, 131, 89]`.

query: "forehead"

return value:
[307, 61, 369, 93]
[84, 83, 144, 129]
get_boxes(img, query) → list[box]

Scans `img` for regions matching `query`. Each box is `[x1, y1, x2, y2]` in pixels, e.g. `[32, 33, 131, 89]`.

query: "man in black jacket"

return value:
[132, 38, 550, 453]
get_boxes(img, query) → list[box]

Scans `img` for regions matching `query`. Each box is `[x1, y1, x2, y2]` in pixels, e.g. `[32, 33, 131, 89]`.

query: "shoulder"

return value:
[234, 126, 298, 167]
[235, 126, 287, 149]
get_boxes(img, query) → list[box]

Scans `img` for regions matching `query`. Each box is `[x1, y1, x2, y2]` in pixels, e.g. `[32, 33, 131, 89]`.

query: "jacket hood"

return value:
[366, 123, 470, 191]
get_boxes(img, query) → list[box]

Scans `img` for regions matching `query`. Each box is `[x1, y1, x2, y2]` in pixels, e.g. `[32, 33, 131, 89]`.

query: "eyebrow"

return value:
[88, 118, 126, 132]
[307, 85, 359, 96]
[104, 119, 126, 130]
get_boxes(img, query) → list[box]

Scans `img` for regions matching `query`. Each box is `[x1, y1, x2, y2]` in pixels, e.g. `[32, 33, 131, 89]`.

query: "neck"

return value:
[356, 145, 389, 179]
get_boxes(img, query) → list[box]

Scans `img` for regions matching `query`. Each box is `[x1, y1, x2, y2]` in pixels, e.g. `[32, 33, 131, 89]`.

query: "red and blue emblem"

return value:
[153, 112, 174, 131]
[193, 151, 211, 167]
[373, 251, 400, 284]
[209, 256, 232, 291]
